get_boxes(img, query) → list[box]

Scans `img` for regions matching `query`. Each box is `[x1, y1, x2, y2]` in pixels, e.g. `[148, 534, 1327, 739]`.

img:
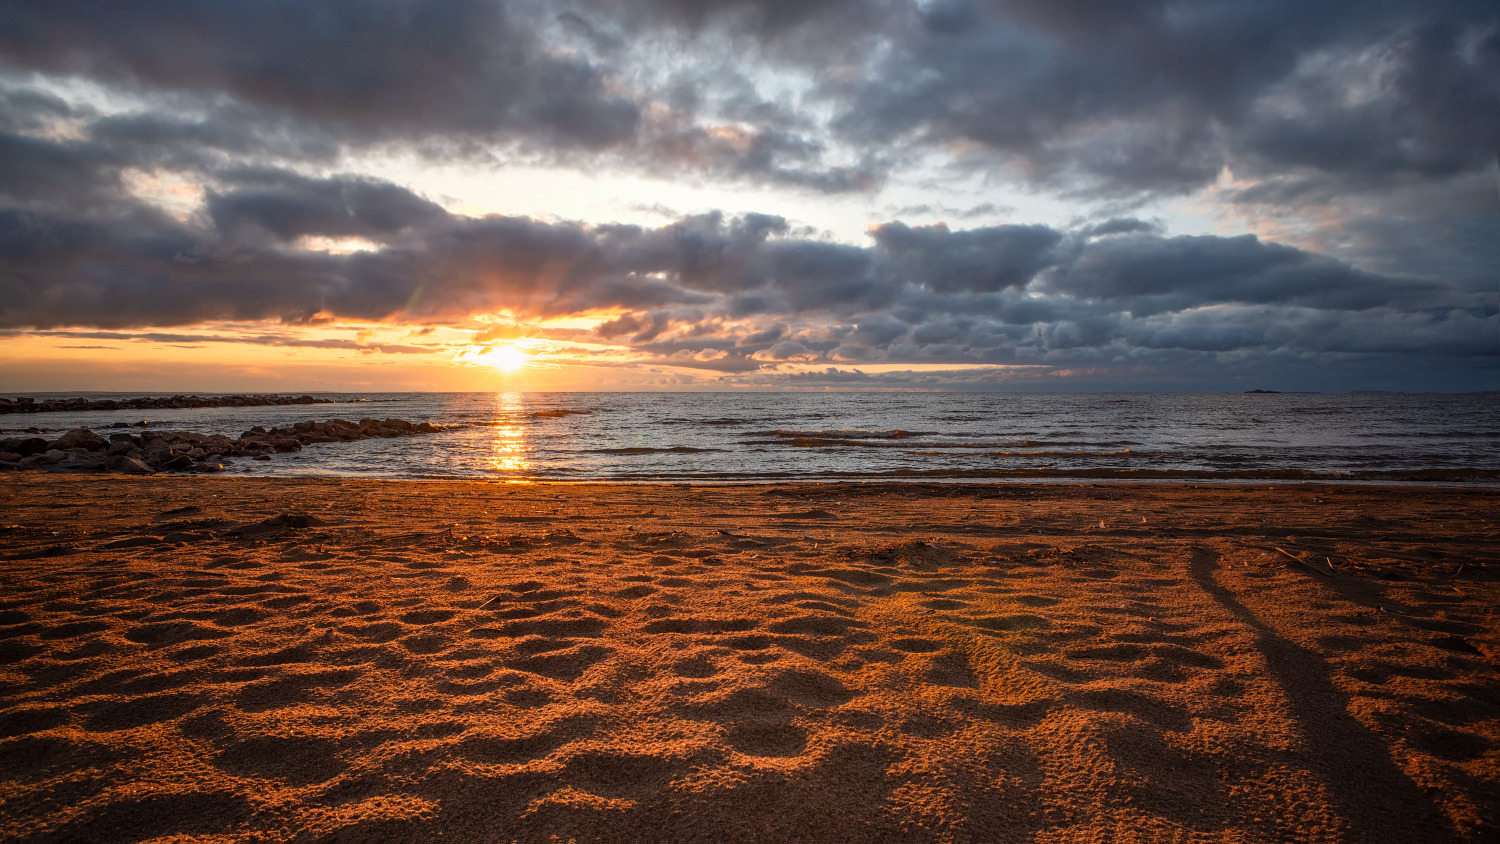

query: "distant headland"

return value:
[0, 394, 333, 414]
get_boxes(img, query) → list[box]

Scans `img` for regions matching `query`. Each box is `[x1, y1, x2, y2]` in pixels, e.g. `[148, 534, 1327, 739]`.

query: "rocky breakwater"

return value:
[0, 418, 444, 474]
[0, 394, 331, 414]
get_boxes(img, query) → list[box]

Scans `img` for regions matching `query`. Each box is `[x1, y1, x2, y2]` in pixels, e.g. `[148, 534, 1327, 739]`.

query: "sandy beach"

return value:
[1, 477, 1496, 842]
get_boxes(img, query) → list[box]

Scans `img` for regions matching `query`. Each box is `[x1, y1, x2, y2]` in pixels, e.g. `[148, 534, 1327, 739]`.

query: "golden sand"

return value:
[1, 477, 1497, 842]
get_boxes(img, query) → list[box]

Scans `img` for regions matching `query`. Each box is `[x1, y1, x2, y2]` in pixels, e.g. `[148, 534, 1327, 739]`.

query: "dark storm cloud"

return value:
[1237, 22, 1500, 186]
[3, 0, 1493, 203]
[88, 107, 345, 173]
[0, 131, 122, 208]
[0, 1, 874, 192]
[596, 0, 865, 38]
[40, 330, 436, 354]
[0, 0, 639, 149]
[819, 0, 1499, 196]
[871, 222, 1065, 293]
[0, 85, 84, 134]
[1043, 233, 1451, 316]
[207, 170, 449, 243]
[1221, 170, 1500, 294]
[1, 163, 1481, 384]
[0, 1, 1493, 388]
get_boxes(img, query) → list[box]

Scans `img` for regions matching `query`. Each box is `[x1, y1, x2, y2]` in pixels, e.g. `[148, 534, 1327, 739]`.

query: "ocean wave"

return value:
[765, 429, 928, 440]
[1353, 430, 1500, 439]
[980, 449, 1140, 458]
[530, 409, 591, 419]
[552, 466, 1500, 483]
[743, 435, 1150, 452]
[587, 446, 723, 455]
[659, 417, 758, 426]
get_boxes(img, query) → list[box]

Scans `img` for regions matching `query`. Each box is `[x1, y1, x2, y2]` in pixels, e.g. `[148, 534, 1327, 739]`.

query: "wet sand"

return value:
[1, 477, 1497, 842]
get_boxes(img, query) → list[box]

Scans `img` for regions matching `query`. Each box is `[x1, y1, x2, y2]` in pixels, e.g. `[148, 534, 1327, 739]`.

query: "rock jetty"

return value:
[0, 418, 444, 474]
[0, 394, 332, 414]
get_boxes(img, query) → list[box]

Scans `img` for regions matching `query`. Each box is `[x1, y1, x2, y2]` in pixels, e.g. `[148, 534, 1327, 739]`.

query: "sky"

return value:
[0, 0, 1496, 393]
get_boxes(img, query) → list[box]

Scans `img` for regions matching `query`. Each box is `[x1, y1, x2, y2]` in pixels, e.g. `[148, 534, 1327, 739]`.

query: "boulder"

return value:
[50, 428, 109, 451]
[61, 456, 110, 472]
[160, 454, 195, 471]
[109, 455, 154, 475]
[0, 436, 48, 456]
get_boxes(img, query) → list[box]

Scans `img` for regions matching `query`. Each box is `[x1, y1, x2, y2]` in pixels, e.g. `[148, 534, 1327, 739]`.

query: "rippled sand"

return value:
[1, 478, 1497, 842]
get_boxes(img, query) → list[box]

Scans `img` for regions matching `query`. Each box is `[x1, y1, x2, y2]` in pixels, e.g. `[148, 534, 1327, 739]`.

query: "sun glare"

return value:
[485, 345, 528, 372]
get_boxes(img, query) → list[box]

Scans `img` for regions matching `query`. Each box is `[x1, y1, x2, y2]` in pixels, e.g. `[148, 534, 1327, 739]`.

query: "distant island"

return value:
[0, 394, 332, 414]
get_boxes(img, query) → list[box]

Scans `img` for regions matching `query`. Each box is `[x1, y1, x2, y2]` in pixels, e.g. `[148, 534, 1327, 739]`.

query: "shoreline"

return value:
[3, 477, 1497, 841]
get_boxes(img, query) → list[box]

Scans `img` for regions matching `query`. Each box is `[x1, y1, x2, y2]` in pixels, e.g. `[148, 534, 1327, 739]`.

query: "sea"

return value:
[4, 391, 1499, 484]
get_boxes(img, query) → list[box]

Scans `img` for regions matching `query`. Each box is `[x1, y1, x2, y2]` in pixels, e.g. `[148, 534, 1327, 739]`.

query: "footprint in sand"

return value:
[214, 735, 345, 785]
[726, 720, 808, 757]
[505, 644, 614, 682]
[671, 654, 718, 678]
[400, 609, 458, 625]
[641, 617, 758, 635]
[887, 637, 943, 653]
[83, 692, 206, 731]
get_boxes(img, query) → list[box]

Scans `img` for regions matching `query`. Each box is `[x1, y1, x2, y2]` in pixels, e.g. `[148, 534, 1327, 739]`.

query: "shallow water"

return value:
[5, 391, 1498, 483]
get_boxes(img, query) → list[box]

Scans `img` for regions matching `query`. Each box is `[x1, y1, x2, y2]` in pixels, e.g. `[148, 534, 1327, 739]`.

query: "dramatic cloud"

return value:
[0, 0, 1494, 390]
[2, 163, 1484, 383]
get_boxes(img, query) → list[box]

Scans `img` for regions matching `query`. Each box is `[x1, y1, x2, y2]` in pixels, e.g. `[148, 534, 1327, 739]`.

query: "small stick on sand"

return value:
[1275, 546, 1336, 576]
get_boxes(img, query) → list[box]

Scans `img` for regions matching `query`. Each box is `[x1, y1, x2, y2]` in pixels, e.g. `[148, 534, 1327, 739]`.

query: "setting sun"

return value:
[484, 345, 528, 372]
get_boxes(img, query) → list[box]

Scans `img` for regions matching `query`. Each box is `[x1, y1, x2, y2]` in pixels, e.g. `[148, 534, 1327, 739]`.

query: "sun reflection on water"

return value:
[488, 392, 531, 475]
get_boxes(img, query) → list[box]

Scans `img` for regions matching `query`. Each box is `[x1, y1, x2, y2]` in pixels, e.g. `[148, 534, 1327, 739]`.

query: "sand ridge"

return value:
[0, 478, 1497, 842]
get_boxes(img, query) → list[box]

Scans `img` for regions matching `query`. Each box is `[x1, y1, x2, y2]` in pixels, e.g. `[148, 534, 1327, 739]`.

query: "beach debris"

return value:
[715, 529, 764, 546]
[1273, 546, 1336, 576]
